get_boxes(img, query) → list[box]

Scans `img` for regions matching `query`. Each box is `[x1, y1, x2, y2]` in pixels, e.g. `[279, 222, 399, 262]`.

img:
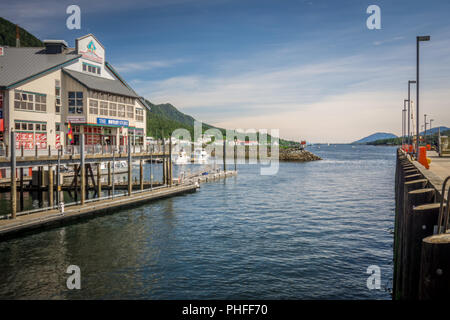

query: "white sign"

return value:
[0, 47, 4, 56]
[67, 116, 86, 124]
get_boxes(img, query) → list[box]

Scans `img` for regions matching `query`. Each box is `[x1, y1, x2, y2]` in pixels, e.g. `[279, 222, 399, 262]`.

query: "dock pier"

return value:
[394, 148, 450, 299]
[0, 132, 237, 240]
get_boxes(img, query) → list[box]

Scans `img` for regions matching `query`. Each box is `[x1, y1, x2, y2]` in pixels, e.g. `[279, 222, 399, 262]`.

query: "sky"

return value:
[2, 0, 450, 143]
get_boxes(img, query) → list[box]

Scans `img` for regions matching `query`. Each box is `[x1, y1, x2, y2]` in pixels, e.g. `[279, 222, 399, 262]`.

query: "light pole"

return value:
[403, 99, 408, 148]
[429, 119, 434, 145]
[424, 114, 428, 145]
[408, 80, 416, 146]
[416, 35, 431, 159]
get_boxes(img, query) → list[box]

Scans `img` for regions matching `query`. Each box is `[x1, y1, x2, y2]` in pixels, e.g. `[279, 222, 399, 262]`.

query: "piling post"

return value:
[80, 134, 86, 205]
[128, 136, 132, 196]
[419, 233, 450, 299]
[234, 141, 237, 172]
[19, 167, 24, 211]
[395, 178, 428, 299]
[140, 159, 144, 191]
[112, 149, 115, 198]
[223, 137, 226, 172]
[169, 137, 173, 186]
[48, 166, 54, 208]
[162, 137, 166, 185]
[10, 131, 17, 219]
[107, 161, 111, 187]
[40, 166, 45, 189]
[97, 162, 102, 197]
[56, 149, 61, 205]
[402, 189, 436, 299]
[150, 147, 153, 190]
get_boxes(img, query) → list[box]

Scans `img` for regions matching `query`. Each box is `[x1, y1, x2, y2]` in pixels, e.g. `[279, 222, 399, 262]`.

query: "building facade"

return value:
[0, 34, 149, 151]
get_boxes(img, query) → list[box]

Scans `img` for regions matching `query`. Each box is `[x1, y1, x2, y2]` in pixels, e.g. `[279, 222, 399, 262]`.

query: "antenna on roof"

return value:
[15, 24, 20, 48]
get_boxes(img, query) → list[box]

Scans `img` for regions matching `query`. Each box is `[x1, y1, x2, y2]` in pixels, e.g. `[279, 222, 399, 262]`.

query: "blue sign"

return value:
[97, 118, 129, 127]
[0, 110, 2, 119]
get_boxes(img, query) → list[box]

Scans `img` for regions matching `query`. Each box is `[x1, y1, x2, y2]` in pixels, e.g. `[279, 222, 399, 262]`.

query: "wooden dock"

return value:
[0, 184, 198, 240]
[394, 149, 450, 300]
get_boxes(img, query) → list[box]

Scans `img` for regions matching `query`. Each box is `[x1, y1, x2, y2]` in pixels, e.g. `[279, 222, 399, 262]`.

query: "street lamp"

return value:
[403, 99, 408, 148]
[429, 119, 434, 146]
[416, 35, 431, 159]
[424, 114, 428, 145]
[408, 80, 416, 146]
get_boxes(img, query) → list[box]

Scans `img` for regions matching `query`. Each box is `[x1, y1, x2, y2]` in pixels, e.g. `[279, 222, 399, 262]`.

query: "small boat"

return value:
[191, 148, 209, 163]
[173, 150, 189, 165]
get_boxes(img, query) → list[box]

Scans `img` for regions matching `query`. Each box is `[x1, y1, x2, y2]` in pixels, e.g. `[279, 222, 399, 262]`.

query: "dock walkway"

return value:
[0, 183, 198, 240]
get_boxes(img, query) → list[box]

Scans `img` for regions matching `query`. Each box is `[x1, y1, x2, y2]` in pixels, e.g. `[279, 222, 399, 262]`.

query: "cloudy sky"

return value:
[2, 0, 450, 142]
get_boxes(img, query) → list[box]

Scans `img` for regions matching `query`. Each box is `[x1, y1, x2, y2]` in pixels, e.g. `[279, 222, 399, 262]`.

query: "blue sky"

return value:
[3, 0, 450, 142]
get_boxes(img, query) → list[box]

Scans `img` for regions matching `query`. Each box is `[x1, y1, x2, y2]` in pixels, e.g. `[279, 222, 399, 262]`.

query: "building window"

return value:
[89, 99, 98, 115]
[35, 95, 46, 112]
[83, 62, 101, 75]
[56, 123, 61, 132]
[109, 103, 117, 117]
[127, 105, 134, 119]
[14, 90, 47, 112]
[68, 91, 83, 114]
[118, 104, 125, 117]
[55, 80, 61, 114]
[100, 101, 108, 116]
[135, 108, 144, 122]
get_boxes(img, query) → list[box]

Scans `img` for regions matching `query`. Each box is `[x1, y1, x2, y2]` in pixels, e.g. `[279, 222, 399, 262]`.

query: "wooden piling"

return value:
[97, 163, 102, 197]
[419, 233, 450, 299]
[128, 136, 132, 196]
[107, 162, 111, 187]
[19, 167, 24, 211]
[169, 138, 172, 186]
[80, 134, 86, 205]
[48, 166, 54, 208]
[223, 138, 226, 172]
[402, 189, 436, 299]
[10, 131, 17, 219]
[139, 160, 144, 191]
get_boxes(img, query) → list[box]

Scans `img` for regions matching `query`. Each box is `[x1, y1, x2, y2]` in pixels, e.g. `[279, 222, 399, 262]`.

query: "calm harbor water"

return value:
[0, 144, 395, 299]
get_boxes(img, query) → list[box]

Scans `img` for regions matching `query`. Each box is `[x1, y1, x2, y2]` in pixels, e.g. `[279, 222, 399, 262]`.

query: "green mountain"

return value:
[0, 17, 43, 47]
[145, 100, 299, 147]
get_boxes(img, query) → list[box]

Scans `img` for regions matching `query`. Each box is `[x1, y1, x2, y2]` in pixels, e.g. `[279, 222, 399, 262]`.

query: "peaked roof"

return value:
[63, 69, 140, 98]
[0, 47, 80, 88]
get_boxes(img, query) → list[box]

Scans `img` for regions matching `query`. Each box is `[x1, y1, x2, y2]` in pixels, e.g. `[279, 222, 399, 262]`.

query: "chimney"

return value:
[16, 24, 20, 48]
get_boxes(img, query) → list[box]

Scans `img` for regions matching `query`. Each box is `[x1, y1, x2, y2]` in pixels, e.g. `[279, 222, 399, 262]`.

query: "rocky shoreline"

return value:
[279, 148, 322, 162]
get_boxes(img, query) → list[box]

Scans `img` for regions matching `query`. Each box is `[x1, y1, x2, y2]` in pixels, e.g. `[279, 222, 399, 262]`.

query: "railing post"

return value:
[48, 166, 54, 208]
[97, 162, 102, 198]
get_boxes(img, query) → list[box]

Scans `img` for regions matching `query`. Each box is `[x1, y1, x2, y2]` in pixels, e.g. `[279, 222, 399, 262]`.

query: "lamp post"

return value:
[416, 35, 431, 159]
[402, 107, 407, 148]
[424, 114, 428, 145]
[429, 119, 434, 145]
[403, 99, 408, 148]
[408, 80, 416, 146]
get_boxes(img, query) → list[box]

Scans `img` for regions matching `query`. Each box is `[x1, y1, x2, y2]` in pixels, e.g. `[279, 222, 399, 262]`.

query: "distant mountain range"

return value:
[352, 132, 398, 144]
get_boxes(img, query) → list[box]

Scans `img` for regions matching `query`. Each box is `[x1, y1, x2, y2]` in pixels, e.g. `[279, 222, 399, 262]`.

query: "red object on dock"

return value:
[418, 146, 429, 169]
[409, 145, 414, 153]
[426, 144, 431, 151]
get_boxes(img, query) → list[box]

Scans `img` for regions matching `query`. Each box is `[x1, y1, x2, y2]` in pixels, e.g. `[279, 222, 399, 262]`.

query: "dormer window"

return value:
[82, 62, 101, 75]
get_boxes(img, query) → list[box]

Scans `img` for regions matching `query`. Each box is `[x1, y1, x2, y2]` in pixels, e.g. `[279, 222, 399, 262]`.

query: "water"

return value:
[0, 144, 395, 299]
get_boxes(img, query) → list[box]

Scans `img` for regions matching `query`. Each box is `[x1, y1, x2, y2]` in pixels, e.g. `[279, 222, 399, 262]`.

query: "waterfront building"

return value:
[0, 34, 150, 151]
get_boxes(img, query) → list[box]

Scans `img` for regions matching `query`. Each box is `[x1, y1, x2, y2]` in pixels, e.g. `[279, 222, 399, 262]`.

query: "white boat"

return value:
[173, 150, 189, 165]
[191, 148, 209, 163]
